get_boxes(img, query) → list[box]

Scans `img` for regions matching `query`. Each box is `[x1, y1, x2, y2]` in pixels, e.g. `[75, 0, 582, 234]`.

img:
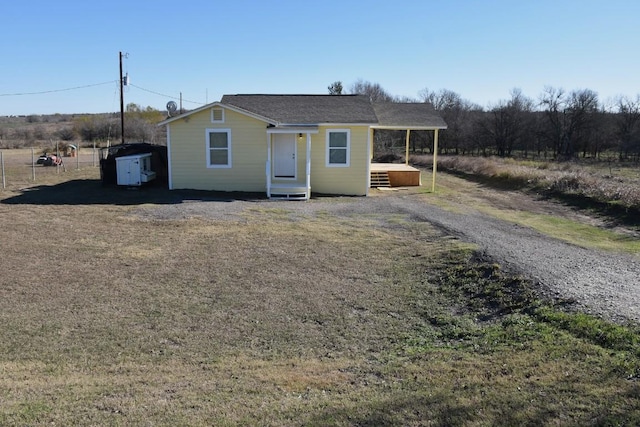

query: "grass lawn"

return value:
[0, 168, 639, 426]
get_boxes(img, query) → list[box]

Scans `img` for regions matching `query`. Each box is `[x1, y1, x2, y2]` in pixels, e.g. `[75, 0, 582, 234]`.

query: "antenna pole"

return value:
[119, 51, 125, 144]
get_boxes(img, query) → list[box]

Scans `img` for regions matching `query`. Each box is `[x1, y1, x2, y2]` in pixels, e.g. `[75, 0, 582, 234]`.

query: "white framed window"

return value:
[326, 129, 350, 167]
[206, 128, 231, 168]
[211, 107, 225, 123]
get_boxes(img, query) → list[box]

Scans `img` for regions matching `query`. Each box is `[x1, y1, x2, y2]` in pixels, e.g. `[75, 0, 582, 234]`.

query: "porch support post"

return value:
[432, 129, 439, 192]
[266, 133, 272, 198]
[405, 129, 411, 166]
[370, 127, 374, 160]
[367, 126, 372, 195]
[305, 133, 311, 200]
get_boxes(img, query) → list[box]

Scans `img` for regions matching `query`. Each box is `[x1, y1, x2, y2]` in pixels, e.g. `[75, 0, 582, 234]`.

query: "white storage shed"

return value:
[115, 153, 156, 186]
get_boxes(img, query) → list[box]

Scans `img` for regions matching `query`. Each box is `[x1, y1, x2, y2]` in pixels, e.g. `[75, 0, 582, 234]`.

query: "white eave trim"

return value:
[320, 122, 379, 127]
[158, 101, 275, 126]
[267, 127, 319, 134]
[370, 125, 448, 130]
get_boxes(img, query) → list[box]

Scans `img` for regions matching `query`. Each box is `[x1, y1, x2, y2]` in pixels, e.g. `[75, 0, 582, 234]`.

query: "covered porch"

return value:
[370, 103, 447, 192]
[265, 127, 317, 200]
[368, 128, 441, 191]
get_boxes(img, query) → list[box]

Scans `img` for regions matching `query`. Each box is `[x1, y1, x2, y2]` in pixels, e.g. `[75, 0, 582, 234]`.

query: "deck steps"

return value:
[269, 185, 309, 201]
[269, 192, 308, 201]
[370, 171, 391, 187]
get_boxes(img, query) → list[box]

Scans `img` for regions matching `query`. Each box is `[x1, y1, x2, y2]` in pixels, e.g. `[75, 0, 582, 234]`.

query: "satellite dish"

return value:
[166, 101, 178, 116]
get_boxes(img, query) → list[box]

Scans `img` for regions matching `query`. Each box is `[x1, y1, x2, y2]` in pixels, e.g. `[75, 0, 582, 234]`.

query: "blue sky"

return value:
[1, 0, 638, 115]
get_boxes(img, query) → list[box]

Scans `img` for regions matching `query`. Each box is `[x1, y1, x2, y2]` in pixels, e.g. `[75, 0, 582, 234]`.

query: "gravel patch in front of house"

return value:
[134, 191, 640, 324]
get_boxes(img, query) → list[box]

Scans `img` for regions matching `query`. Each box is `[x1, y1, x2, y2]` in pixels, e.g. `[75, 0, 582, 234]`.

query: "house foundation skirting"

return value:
[268, 184, 309, 200]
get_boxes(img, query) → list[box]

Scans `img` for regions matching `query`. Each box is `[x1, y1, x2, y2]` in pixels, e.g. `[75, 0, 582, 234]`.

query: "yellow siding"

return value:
[168, 107, 370, 196]
[309, 125, 369, 195]
[169, 107, 268, 192]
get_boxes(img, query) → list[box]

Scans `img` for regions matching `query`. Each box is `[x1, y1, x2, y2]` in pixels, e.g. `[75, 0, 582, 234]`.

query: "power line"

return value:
[0, 80, 117, 97]
[0, 79, 208, 107]
[129, 83, 205, 105]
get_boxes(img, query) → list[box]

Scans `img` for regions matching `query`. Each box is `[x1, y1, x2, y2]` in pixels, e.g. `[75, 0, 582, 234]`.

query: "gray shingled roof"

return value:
[372, 103, 447, 129]
[160, 94, 447, 129]
[221, 94, 378, 125]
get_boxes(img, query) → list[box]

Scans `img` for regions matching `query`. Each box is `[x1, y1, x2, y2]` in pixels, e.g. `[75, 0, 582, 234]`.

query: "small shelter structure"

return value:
[99, 143, 168, 186]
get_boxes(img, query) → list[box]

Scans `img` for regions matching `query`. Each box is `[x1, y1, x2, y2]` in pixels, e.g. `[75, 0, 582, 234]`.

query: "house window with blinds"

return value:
[206, 129, 231, 168]
[326, 129, 350, 167]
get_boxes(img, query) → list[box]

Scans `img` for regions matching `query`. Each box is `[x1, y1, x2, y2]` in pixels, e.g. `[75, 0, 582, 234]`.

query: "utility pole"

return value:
[119, 51, 127, 144]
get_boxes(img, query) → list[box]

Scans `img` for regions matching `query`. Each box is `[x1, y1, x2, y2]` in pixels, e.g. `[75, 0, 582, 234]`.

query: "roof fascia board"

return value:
[158, 101, 274, 126]
[313, 122, 378, 127]
[267, 127, 319, 134]
[156, 102, 221, 126]
[157, 102, 218, 126]
[371, 125, 448, 130]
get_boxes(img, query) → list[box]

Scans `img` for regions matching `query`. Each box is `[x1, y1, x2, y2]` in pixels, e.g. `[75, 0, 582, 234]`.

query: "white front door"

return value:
[273, 134, 296, 178]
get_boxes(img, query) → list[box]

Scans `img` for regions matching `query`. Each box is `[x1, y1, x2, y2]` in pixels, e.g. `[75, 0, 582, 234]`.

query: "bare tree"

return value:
[419, 88, 462, 111]
[615, 95, 640, 160]
[349, 79, 394, 103]
[125, 104, 165, 143]
[508, 89, 536, 156]
[476, 89, 535, 157]
[539, 86, 567, 157]
[56, 127, 77, 141]
[567, 89, 599, 158]
[539, 87, 600, 159]
[418, 88, 478, 154]
[32, 125, 48, 140]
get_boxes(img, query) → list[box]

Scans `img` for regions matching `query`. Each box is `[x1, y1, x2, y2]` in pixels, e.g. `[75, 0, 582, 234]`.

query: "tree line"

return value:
[67, 104, 165, 145]
[331, 80, 640, 161]
[0, 104, 165, 148]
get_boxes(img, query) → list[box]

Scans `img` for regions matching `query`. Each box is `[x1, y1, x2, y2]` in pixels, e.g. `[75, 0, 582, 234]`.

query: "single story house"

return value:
[158, 94, 447, 199]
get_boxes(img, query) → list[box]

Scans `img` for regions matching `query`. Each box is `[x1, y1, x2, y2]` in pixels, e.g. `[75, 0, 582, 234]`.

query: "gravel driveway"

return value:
[139, 189, 640, 324]
[360, 193, 640, 324]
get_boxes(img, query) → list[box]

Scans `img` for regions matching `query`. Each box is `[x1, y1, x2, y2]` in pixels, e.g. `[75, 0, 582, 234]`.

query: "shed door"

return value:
[273, 134, 296, 178]
[116, 157, 141, 186]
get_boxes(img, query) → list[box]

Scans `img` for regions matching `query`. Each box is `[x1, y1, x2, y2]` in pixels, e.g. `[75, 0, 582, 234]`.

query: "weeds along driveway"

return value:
[136, 189, 640, 324]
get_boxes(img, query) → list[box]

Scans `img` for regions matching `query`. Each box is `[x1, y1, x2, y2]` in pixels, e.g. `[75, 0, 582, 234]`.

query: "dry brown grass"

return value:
[0, 148, 100, 190]
[1, 174, 639, 425]
[413, 155, 640, 214]
[0, 182, 438, 424]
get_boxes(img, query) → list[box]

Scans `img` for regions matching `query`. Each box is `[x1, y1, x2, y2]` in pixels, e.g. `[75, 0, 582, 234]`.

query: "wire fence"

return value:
[0, 146, 102, 189]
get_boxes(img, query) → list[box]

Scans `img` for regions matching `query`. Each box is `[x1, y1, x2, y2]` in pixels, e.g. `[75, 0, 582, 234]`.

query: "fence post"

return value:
[32, 148, 36, 181]
[1, 151, 5, 189]
[76, 145, 80, 170]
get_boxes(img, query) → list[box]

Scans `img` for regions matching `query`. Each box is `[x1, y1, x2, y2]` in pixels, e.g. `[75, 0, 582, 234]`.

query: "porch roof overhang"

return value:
[368, 104, 447, 193]
[266, 125, 319, 134]
[371, 102, 447, 129]
[370, 125, 447, 131]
